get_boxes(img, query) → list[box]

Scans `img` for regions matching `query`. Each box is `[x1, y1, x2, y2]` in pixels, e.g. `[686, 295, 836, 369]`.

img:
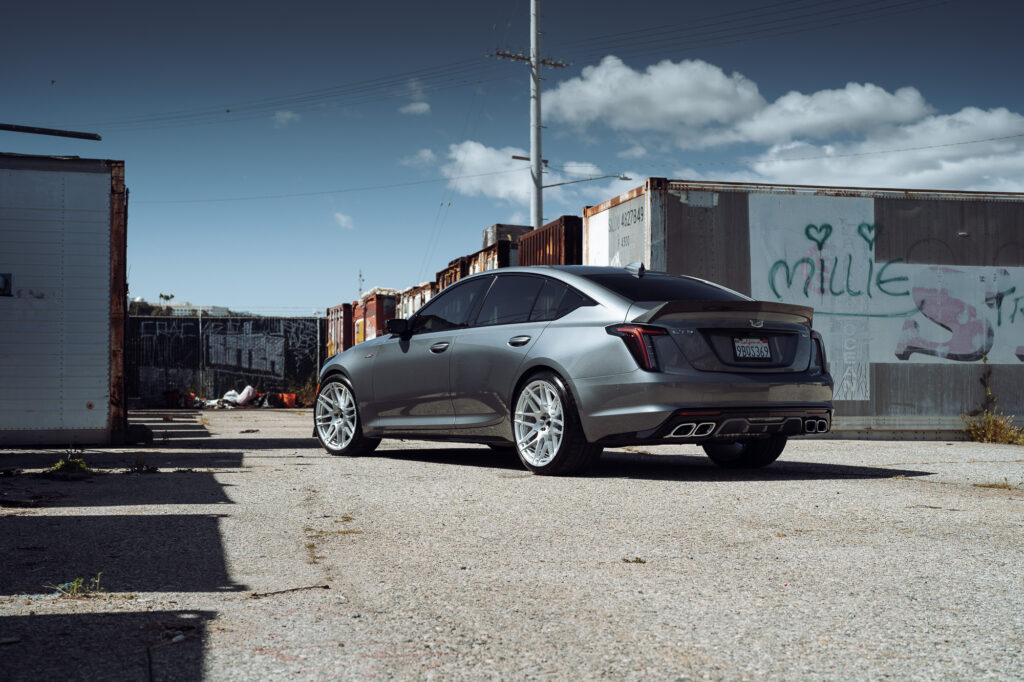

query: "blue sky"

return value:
[3, 0, 1022, 315]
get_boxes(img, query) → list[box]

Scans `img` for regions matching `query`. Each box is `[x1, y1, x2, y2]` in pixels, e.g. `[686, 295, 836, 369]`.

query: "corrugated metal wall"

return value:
[0, 157, 123, 445]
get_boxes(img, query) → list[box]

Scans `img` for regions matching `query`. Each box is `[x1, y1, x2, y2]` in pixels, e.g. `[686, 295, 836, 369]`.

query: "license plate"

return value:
[734, 337, 771, 360]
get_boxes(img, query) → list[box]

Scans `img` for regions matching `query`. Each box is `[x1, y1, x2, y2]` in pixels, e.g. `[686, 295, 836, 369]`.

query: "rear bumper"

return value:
[571, 369, 833, 444]
[597, 406, 833, 446]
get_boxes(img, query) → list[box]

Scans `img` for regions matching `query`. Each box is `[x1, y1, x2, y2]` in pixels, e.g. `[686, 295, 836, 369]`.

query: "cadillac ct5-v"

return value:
[315, 265, 833, 475]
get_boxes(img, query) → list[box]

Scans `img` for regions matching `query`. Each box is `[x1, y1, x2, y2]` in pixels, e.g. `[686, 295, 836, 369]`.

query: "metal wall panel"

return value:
[0, 166, 111, 440]
[584, 178, 1024, 436]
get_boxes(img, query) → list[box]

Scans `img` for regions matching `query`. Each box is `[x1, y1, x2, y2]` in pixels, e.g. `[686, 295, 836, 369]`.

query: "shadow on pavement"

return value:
[592, 450, 933, 481]
[0, 449, 245, 471]
[0, 514, 246, 595]
[0, 470, 235, 508]
[0, 610, 213, 682]
[365, 445, 933, 481]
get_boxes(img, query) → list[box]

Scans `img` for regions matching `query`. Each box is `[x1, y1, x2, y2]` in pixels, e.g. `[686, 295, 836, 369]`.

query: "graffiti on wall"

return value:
[749, 194, 1024, 401]
[127, 317, 321, 405]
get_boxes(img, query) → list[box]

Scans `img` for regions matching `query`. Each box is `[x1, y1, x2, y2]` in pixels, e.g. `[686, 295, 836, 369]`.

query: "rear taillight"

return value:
[607, 324, 668, 371]
[811, 330, 829, 373]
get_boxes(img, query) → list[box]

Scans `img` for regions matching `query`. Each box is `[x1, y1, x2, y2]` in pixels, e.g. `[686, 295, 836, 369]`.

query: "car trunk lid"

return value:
[630, 301, 815, 373]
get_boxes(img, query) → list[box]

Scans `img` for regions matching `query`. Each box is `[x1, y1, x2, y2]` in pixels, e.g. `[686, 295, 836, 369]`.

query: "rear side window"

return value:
[582, 273, 748, 302]
[530, 279, 593, 321]
[475, 275, 545, 326]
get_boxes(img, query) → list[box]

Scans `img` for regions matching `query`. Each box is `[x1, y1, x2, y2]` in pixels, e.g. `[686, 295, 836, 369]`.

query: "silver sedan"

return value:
[315, 265, 833, 475]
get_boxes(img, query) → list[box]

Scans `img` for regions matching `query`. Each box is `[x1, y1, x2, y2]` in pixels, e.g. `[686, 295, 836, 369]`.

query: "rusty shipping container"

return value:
[437, 256, 470, 291]
[519, 215, 582, 266]
[356, 287, 397, 343]
[467, 239, 518, 275]
[482, 223, 532, 249]
[325, 302, 352, 356]
[583, 177, 1024, 438]
[397, 281, 436, 319]
[0, 154, 128, 445]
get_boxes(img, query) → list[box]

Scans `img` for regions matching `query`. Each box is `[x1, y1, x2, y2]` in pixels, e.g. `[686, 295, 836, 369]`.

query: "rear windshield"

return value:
[581, 273, 749, 303]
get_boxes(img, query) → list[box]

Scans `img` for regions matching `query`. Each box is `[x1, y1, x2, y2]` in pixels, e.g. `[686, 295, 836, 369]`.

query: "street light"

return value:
[543, 173, 632, 189]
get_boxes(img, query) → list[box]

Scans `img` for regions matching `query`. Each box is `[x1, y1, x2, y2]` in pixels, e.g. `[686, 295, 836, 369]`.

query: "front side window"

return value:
[411, 276, 492, 333]
[474, 275, 545, 326]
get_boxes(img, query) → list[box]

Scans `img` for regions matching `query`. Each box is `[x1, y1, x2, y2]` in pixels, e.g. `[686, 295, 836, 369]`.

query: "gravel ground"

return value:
[2, 409, 1022, 680]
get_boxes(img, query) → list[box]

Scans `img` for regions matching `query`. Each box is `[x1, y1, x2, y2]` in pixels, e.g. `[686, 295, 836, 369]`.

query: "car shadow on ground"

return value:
[369, 445, 933, 481]
[1, 610, 213, 682]
[590, 450, 932, 481]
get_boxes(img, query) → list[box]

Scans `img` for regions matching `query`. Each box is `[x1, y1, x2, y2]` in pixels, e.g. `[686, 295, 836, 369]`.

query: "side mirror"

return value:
[385, 317, 410, 337]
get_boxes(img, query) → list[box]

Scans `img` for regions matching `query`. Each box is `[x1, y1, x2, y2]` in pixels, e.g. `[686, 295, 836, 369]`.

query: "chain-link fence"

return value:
[126, 316, 324, 407]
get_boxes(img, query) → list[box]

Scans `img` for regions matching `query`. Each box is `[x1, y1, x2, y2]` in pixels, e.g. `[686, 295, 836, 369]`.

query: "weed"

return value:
[125, 455, 158, 474]
[623, 556, 647, 564]
[47, 573, 104, 598]
[962, 357, 1024, 445]
[973, 478, 1021, 490]
[46, 455, 92, 476]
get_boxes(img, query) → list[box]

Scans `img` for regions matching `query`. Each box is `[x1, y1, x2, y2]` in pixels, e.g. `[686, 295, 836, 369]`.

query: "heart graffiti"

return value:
[804, 223, 832, 250]
[858, 222, 878, 250]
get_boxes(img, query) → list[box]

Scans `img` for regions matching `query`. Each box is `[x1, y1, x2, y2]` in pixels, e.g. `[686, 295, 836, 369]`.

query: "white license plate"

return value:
[734, 337, 771, 360]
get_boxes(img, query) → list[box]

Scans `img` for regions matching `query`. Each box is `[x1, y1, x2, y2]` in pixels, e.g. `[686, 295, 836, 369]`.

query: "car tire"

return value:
[512, 371, 602, 475]
[702, 436, 787, 469]
[314, 376, 381, 457]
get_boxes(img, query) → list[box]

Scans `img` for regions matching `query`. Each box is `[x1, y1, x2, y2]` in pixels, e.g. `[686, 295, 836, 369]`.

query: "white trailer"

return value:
[0, 154, 127, 445]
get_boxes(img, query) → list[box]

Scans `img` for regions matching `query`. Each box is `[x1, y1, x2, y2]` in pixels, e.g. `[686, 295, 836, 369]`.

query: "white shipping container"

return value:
[0, 154, 126, 445]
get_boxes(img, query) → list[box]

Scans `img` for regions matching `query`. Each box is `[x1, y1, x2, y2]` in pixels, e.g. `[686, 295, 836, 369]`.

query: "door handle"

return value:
[507, 335, 531, 347]
[429, 342, 450, 353]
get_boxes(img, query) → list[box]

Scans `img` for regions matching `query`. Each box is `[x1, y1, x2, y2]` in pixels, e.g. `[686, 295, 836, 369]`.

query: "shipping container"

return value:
[352, 300, 365, 345]
[357, 287, 397, 342]
[467, 239, 518, 275]
[482, 223, 532, 249]
[519, 215, 582, 265]
[583, 177, 1024, 437]
[0, 153, 127, 445]
[397, 281, 436, 319]
[437, 256, 470, 291]
[325, 302, 352, 356]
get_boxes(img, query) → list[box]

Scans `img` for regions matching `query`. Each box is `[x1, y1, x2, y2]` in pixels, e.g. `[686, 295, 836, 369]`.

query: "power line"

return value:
[756, 132, 1024, 164]
[133, 166, 530, 205]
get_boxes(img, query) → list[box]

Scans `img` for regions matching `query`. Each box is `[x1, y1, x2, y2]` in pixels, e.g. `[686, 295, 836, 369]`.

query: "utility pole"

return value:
[492, 1, 567, 230]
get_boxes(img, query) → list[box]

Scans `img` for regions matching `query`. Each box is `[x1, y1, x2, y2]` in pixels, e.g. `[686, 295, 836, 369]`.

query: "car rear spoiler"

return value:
[632, 300, 815, 326]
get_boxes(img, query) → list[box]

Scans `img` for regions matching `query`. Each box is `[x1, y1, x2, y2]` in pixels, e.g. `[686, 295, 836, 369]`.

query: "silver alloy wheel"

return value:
[315, 381, 357, 450]
[514, 379, 565, 467]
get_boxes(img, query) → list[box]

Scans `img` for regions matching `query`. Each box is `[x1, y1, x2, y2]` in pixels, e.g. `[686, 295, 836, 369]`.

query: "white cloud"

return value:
[399, 78, 431, 115]
[725, 83, 932, 145]
[440, 141, 619, 208]
[399, 148, 437, 166]
[333, 212, 354, 230]
[544, 54, 1024, 192]
[272, 110, 300, 128]
[546, 55, 764, 143]
[399, 101, 431, 115]
[744, 107, 1024, 191]
[441, 141, 533, 205]
[618, 145, 647, 159]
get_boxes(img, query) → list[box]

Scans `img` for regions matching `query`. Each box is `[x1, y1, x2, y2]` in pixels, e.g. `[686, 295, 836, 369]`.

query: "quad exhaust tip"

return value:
[669, 422, 717, 438]
[804, 419, 830, 434]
